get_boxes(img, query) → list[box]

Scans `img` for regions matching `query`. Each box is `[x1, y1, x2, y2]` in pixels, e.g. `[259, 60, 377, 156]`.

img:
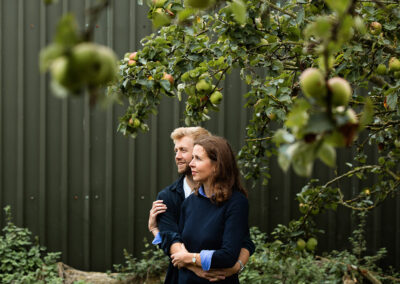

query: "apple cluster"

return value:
[121, 51, 176, 130]
[299, 68, 358, 143]
[296, 237, 318, 252]
[181, 71, 223, 108]
[48, 42, 118, 94]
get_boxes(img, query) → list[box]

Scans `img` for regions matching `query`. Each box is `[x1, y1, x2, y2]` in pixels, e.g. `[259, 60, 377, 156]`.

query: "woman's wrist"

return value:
[149, 227, 159, 236]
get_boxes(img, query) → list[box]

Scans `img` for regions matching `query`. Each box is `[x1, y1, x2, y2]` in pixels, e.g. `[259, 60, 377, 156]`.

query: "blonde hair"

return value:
[170, 127, 211, 142]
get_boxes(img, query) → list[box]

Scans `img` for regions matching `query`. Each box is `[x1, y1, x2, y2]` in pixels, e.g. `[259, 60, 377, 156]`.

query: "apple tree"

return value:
[39, 0, 400, 280]
[108, 0, 400, 273]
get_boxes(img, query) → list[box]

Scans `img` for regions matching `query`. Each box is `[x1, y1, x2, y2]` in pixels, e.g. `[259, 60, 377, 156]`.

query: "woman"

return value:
[170, 135, 249, 283]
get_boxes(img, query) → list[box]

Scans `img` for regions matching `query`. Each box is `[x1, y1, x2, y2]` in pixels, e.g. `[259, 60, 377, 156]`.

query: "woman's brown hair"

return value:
[193, 135, 247, 204]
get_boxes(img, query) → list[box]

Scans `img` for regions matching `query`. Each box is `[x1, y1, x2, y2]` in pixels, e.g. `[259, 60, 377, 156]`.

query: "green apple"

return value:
[327, 77, 352, 107]
[72, 43, 117, 86]
[299, 68, 327, 103]
[95, 45, 118, 84]
[162, 72, 174, 85]
[209, 91, 223, 105]
[50, 56, 83, 92]
[299, 203, 308, 214]
[376, 64, 387, 75]
[296, 238, 306, 251]
[128, 60, 136, 67]
[129, 52, 138, 61]
[306, 237, 318, 251]
[129, 117, 141, 128]
[394, 71, 400, 79]
[50, 56, 69, 86]
[346, 108, 358, 124]
[196, 79, 212, 92]
[255, 17, 263, 29]
[71, 42, 98, 79]
[389, 57, 400, 72]
[369, 21, 382, 35]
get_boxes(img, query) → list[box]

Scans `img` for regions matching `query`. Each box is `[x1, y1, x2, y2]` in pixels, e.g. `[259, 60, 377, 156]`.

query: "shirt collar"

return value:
[199, 186, 208, 198]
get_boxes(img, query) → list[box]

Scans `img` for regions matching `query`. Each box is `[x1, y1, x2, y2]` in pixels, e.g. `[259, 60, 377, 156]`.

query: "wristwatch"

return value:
[192, 253, 197, 264]
[237, 260, 245, 274]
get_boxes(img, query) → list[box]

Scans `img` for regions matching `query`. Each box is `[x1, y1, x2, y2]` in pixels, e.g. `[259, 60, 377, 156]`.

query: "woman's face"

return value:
[189, 145, 215, 184]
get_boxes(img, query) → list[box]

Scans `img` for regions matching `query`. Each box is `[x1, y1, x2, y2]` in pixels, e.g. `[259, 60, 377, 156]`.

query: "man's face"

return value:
[174, 136, 194, 175]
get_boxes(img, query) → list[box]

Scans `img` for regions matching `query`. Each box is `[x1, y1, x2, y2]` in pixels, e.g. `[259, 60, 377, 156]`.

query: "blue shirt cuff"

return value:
[152, 232, 162, 245]
[200, 250, 215, 271]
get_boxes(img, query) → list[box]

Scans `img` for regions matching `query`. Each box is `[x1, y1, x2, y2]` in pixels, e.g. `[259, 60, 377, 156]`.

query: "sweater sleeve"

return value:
[209, 193, 249, 269]
[241, 231, 255, 256]
[156, 191, 183, 255]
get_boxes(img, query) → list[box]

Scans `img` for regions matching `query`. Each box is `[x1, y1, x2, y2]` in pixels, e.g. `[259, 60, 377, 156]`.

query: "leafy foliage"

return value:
[112, 239, 168, 282]
[0, 206, 62, 284]
[240, 226, 399, 283]
[109, 0, 400, 222]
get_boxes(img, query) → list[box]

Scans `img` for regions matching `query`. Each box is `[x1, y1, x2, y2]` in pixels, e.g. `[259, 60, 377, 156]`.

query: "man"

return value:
[148, 127, 254, 283]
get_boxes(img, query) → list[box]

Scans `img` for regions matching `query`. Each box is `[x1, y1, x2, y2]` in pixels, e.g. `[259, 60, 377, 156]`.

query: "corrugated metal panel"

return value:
[0, 0, 399, 272]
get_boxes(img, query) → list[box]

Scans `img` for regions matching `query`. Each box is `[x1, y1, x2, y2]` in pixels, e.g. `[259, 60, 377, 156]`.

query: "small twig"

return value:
[323, 165, 379, 188]
[265, 0, 311, 23]
[245, 136, 273, 142]
[83, 0, 110, 41]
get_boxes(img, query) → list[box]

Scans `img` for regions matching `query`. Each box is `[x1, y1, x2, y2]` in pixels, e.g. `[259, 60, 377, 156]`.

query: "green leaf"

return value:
[39, 43, 64, 72]
[285, 99, 310, 133]
[304, 112, 335, 134]
[152, 12, 171, 28]
[273, 129, 295, 145]
[359, 98, 374, 128]
[160, 79, 171, 91]
[324, 0, 351, 14]
[178, 8, 195, 22]
[231, 0, 247, 25]
[291, 142, 317, 177]
[317, 142, 336, 168]
[278, 144, 297, 172]
[304, 17, 332, 40]
[54, 13, 80, 47]
[386, 93, 397, 110]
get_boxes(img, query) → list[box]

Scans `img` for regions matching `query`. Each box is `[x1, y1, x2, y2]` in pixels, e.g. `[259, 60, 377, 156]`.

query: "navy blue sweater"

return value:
[178, 190, 249, 284]
[156, 176, 254, 284]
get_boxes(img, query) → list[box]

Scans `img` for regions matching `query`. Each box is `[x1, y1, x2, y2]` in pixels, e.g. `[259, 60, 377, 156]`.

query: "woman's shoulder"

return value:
[229, 190, 248, 205]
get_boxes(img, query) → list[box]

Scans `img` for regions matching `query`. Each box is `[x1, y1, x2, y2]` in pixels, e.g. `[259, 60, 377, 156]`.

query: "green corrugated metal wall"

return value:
[0, 0, 399, 272]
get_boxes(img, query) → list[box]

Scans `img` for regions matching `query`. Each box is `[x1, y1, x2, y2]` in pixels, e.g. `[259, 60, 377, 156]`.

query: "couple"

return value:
[148, 127, 254, 283]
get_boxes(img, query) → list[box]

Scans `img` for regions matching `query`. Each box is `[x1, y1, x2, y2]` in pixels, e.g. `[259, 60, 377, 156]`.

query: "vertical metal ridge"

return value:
[218, 79, 226, 136]
[396, 196, 400, 267]
[104, 1, 114, 268]
[60, 0, 69, 263]
[150, 116, 158, 203]
[83, 0, 91, 270]
[127, 0, 137, 254]
[16, 0, 25, 226]
[83, 94, 91, 270]
[172, 99, 180, 181]
[0, 0, 3, 224]
[38, 0, 47, 246]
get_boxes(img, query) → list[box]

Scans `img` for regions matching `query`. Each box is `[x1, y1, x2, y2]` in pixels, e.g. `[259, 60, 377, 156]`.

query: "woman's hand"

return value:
[171, 250, 192, 268]
[148, 200, 167, 235]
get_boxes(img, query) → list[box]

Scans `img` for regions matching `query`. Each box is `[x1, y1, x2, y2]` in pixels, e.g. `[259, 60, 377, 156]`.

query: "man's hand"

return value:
[148, 200, 167, 236]
[203, 262, 240, 281]
[186, 265, 227, 282]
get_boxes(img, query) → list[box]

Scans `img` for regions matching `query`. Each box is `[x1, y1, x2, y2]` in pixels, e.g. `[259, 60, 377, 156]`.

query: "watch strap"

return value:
[237, 259, 245, 274]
